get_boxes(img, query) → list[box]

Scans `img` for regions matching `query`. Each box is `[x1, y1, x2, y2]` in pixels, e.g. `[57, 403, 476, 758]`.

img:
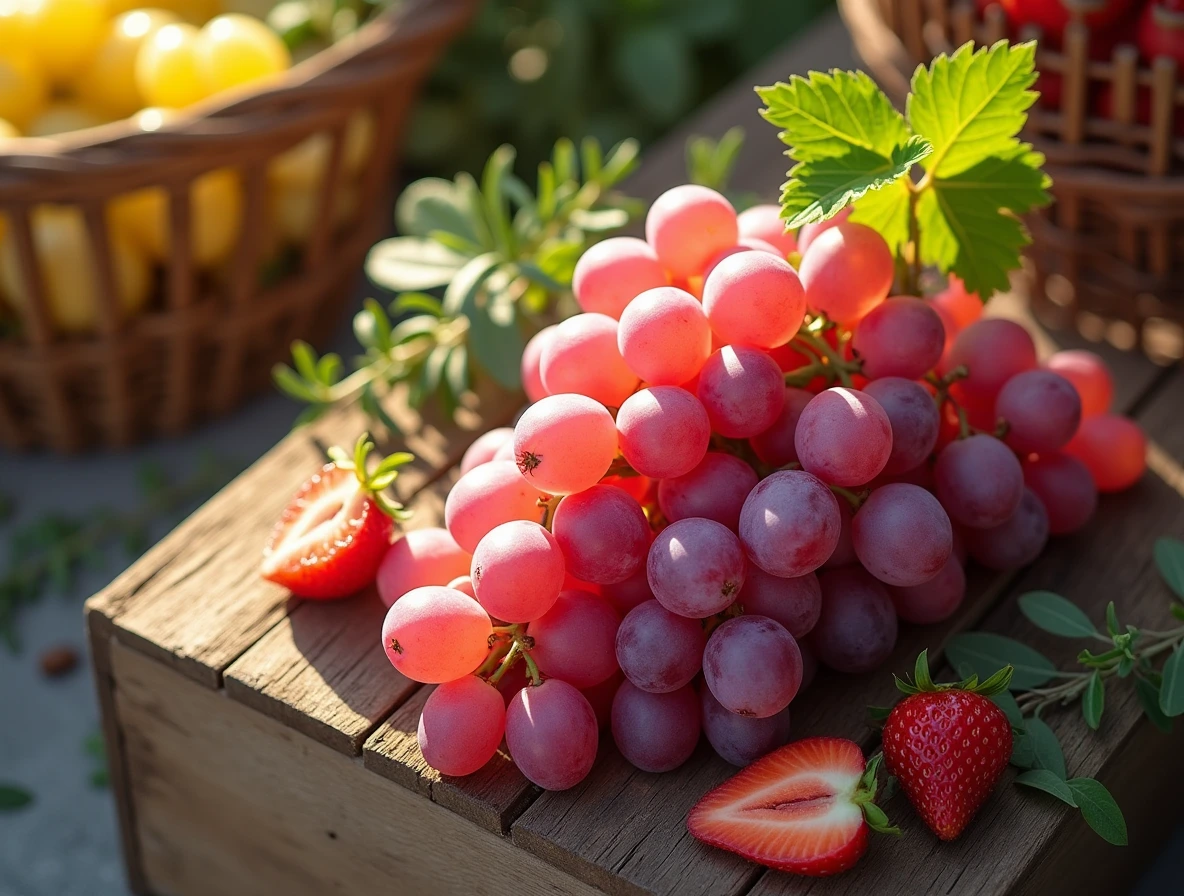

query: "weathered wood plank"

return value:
[109, 641, 604, 896]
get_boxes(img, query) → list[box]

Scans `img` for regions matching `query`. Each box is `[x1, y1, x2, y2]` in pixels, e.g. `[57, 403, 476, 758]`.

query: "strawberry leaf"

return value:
[973, 665, 1015, 696]
[1016, 769, 1076, 806]
[1018, 591, 1100, 639]
[1067, 778, 1127, 846]
[914, 649, 935, 691]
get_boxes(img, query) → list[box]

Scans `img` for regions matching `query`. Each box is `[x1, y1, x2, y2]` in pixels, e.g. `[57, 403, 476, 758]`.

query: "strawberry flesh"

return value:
[688, 737, 870, 877]
[261, 463, 393, 600]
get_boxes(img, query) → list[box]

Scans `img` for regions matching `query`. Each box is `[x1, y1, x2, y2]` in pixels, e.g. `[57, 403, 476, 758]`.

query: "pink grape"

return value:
[471, 520, 565, 622]
[506, 680, 598, 790]
[996, 370, 1082, 454]
[418, 676, 506, 776]
[929, 275, 981, 334]
[796, 205, 851, 254]
[581, 670, 624, 729]
[648, 517, 747, 618]
[551, 484, 650, 585]
[493, 439, 516, 462]
[739, 470, 841, 578]
[964, 487, 1050, 570]
[527, 589, 621, 688]
[798, 641, 818, 692]
[1023, 452, 1098, 534]
[521, 325, 556, 403]
[703, 615, 802, 717]
[571, 236, 668, 319]
[615, 599, 705, 693]
[697, 345, 786, 438]
[377, 527, 472, 607]
[612, 681, 701, 773]
[1064, 414, 1146, 493]
[445, 460, 548, 554]
[616, 386, 710, 479]
[1045, 350, 1113, 418]
[645, 184, 738, 278]
[700, 686, 792, 767]
[795, 387, 893, 486]
[699, 239, 784, 284]
[889, 555, 966, 625]
[853, 296, 945, 380]
[737, 203, 798, 256]
[702, 251, 806, 349]
[798, 222, 893, 324]
[657, 451, 759, 531]
[944, 318, 1037, 405]
[460, 427, 515, 474]
[447, 575, 476, 598]
[862, 377, 940, 475]
[810, 567, 898, 674]
[934, 434, 1024, 528]
[853, 483, 953, 587]
[382, 586, 492, 683]
[823, 500, 857, 569]
[616, 286, 712, 386]
[749, 387, 813, 467]
[513, 394, 618, 496]
[540, 313, 639, 407]
[738, 567, 821, 639]
[601, 566, 654, 615]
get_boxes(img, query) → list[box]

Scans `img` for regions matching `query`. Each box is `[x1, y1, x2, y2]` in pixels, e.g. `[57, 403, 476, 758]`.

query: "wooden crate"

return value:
[86, 17, 1184, 896]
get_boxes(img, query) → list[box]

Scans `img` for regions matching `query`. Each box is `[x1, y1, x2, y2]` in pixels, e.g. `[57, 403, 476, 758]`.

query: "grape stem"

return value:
[791, 330, 860, 389]
[538, 496, 563, 531]
[522, 650, 542, 686]
[828, 483, 869, 510]
[928, 366, 974, 440]
[487, 640, 522, 685]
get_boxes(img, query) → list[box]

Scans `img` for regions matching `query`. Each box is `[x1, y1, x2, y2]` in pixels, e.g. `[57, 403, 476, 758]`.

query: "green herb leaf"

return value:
[1024, 717, 1067, 779]
[366, 237, 470, 292]
[1010, 729, 1037, 768]
[945, 632, 1058, 689]
[0, 784, 33, 810]
[394, 176, 478, 244]
[391, 293, 443, 318]
[468, 303, 525, 391]
[1067, 778, 1127, 845]
[1016, 769, 1076, 806]
[1082, 671, 1105, 730]
[1154, 537, 1184, 600]
[1018, 591, 1100, 639]
[1159, 645, 1184, 717]
[1135, 676, 1173, 732]
[1105, 601, 1121, 637]
[990, 689, 1024, 727]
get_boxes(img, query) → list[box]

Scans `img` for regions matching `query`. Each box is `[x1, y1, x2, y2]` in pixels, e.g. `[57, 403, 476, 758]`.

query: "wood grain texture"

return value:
[110, 641, 603, 896]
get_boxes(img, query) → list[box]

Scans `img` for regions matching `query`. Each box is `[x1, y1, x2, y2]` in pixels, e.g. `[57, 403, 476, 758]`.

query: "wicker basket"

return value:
[0, 0, 477, 453]
[839, 0, 1184, 362]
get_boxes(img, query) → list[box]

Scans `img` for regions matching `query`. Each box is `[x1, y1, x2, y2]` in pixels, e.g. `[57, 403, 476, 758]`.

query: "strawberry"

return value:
[881, 650, 1015, 841]
[261, 433, 413, 600]
[687, 737, 898, 877]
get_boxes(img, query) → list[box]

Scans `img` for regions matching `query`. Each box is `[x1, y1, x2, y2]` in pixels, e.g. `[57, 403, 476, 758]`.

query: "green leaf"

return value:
[945, 632, 1058, 689]
[1024, 717, 1067, 779]
[1159, 646, 1184, 717]
[1010, 730, 1037, 768]
[1016, 769, 1076, 806]
[1155, 537, 1184, 600]
[1105, 601, 1121, 638]
[468, 301, 524, 391]
[569, 207, 631, 232]
[914, 650, 934, 691]
[1018, 591, 1100, 639]
[391, 292, 443, 318]
[272, 365, 320, 403]
[613, 27, 694, 123]
[1067, 778, 1127, 846]
[481, 144, 517, 256]
[0, 784, 33, 810]
[442, 253, 502, 317]
[1082, 671, 1105, 730]
[394, 176, 478, 243]
[990, 689, 1024, 727]
[1135, 676, 1173, 732]
[868, 705, 893, 722]
[851, 176, 912, 254]
[291, 340, 318, 382]
[974, 665, 1015, 696]
[600, 138, 642, 185]
[366, 237, 469, 292]
[861, 801, 900, 835]
[907, 40, 1038, 178]
[444, 345, 469, 402]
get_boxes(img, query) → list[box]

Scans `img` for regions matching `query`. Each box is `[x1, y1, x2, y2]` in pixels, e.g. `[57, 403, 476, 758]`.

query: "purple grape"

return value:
[823, 500, 857, 569]
[505, 680, 598, 791]
[647, 518, 747, 618]
[853, 296, 946, 380]
[749, 387, 814, 467]
[811, 567, 898, 674]
[611, 681, 701, 773]
[738, 567, 821, 639]
[862, 377, 940, 475]
[853, 483, 952, 587]
[964, 487, 1050, 570]
[600, 565, 654, 616]
[1023, 452, 1098, 535]
[703, 615, 802, 718]
[889, 555, 966, 624]
[738, 470, 841, 578]
[995, 369, 1082, 454]
[700, 686, 792, 767]
[657, 451, 759, 531]
[934, 434, 1024, 529]
[552, 484, 651, 585]
[795, 387, 893, 487]
[615, 599, 706, 693]
[696, 345, 786, 438]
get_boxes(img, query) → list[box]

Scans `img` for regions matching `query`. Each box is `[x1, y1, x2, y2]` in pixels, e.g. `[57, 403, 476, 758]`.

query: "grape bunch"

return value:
[377, 184, 1148, 792]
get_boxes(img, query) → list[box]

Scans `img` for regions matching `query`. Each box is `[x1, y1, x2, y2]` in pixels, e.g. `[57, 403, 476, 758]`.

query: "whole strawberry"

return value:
[881, 651, 1014, 841]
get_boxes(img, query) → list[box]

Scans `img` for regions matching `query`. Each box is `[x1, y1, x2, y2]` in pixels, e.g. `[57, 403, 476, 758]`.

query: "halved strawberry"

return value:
[261, 434, 413, 600]
[688, 737, 897, 877]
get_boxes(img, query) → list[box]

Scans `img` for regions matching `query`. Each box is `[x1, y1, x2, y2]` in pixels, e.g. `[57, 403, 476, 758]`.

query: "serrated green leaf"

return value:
[851, 175, 912, 254]
[442, 253, 502, 317]
[1018, 591, 1099, 639]
[1024, 717, 1067, 779]
[0, 784, 33, 810]
[1067, 778, 1127, 845]
[366, 237, 469, 292]
[908, 40, 1038, 178]
[1159, 646, 1184, 717]
[946, 632, 1057, 689]
[1135, 676, 1173, 732]
[394, 176, 478, 243]
[1154, 537, 1184, 600]
[1016, 769, 1076, 806]
[1083, 671, 1105, 730]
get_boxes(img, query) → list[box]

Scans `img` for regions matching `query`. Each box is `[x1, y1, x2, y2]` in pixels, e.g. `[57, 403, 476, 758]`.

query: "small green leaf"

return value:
[1016, 769, 1076, 806]
[1135, 676, 1172, 733]
[481, 144, 517, 256]
[394, 176, 478, 243]
[990, 689, 1024, 727]
[1083, 671, 1105, 730]
[1018, 591, 1100, 639]
[1105, 601, 1121, 637]
[914, 650, 934, 691]
[442, 253, 502, 317]
[0, 785, 33, 810]
[1158, 646, 1184, 717]
[973, 665, 1015, 696]
[366, 237, 470, 292]
[291, 340, 319, 382]
[468, 302, 525, 391]
[1010, 730, 1037, 768]
[861, 802, 900, 835]
[1155, 537, 1184, 600]
[868, 705, 893, 722]
[1025, 717, 1067, 779]
[1067, 778, 1127, 845]
[569, 207, 631, 232]
[272, 366, 318, 403]
[391, 292, 443, 318]
[444, 345, 469, 403]
[945, 632, 1057, 689]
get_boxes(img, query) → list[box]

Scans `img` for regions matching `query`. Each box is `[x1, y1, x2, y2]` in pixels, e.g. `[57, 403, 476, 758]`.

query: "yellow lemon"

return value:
[76, 10, 182, 118]
[108, 0, 219, 25]
[24, 0, 110, 83]
[268, 111, 376, 190]
[135, 22, 209, 108]
[270, 179, 358, 246]
[0, 52, 48, 129]
[195, 14, 289, 96]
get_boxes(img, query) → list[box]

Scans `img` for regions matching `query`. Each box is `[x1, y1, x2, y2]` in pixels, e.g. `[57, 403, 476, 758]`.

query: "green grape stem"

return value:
[790, 328, 861, 389]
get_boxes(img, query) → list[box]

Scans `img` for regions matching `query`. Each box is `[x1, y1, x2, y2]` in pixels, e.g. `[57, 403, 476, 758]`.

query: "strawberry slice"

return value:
[688, 737, 897, 877]
[261, 434, 413, 600]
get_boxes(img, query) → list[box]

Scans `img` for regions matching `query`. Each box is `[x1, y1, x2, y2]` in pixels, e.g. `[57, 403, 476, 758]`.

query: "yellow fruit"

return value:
[110, 167, 243, 268]
[24, 0, 110, 83]
[25, 102, 107, 137]
[76, 10, 182, 119]
[268, 111, 376, 189]
[0, 205, 151, 334]
[270, 179, 358, 246]
[195, 14, 289, 95]
[135, 22, 209, 108]
[108, 0, 219, 25]
[0, 0, 31, 45]
[0, 52, 48, 129]
[0, 117, 19, 139]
